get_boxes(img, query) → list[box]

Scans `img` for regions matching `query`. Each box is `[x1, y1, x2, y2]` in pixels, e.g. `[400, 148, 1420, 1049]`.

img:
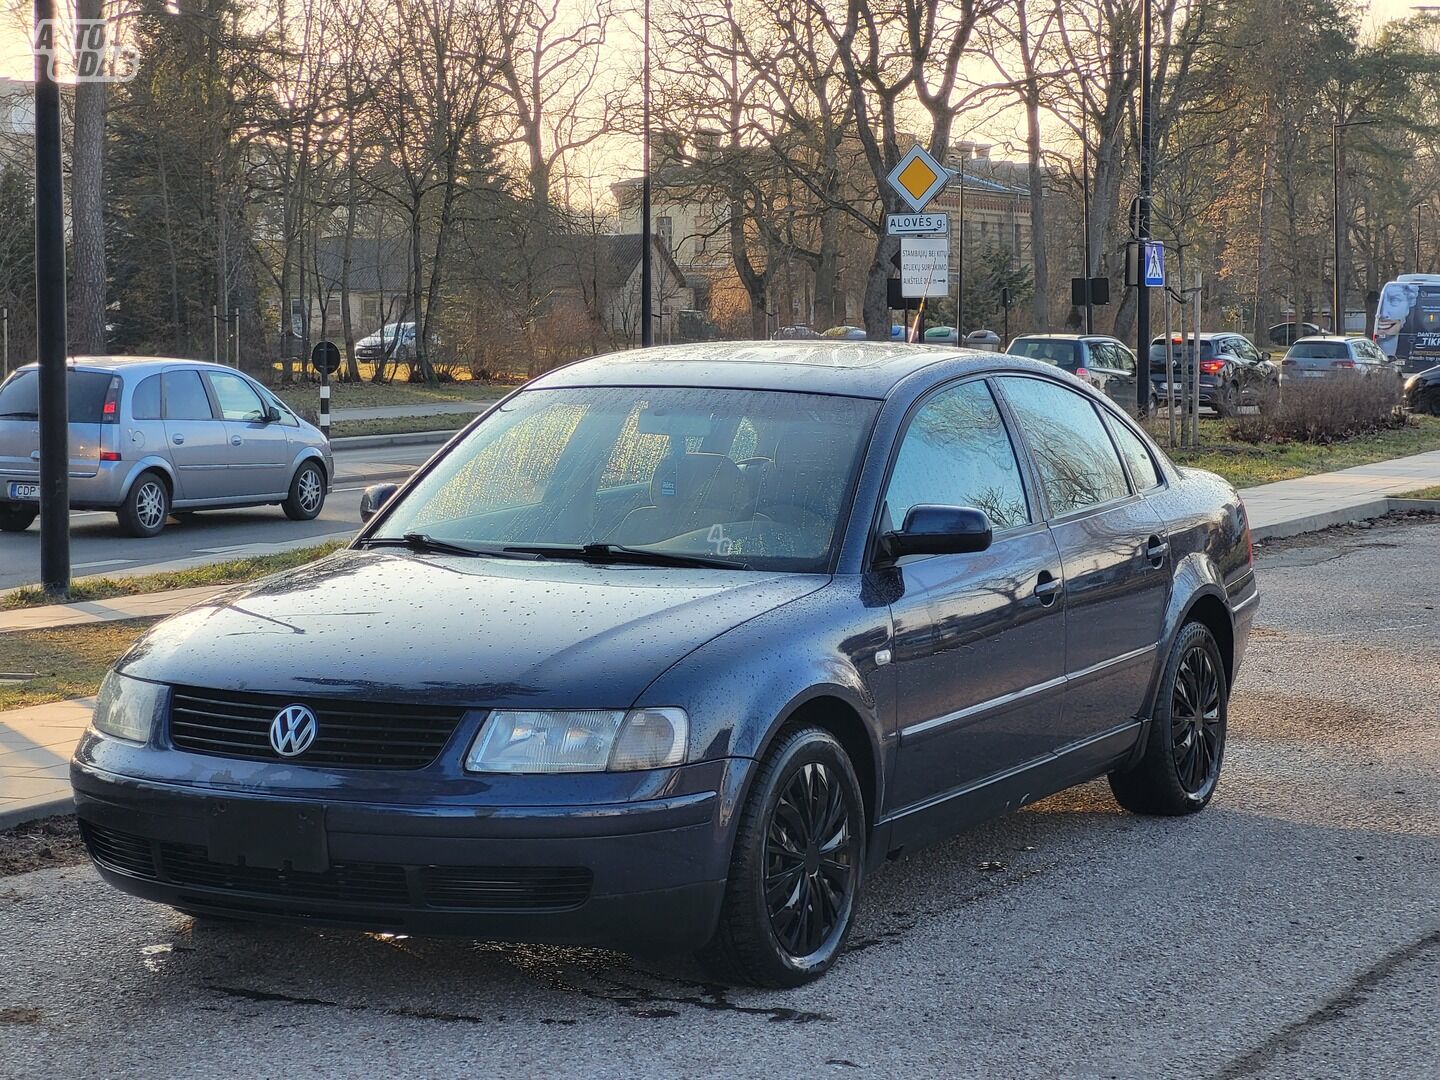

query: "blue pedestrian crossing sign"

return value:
[1143, 242, 1166, 287]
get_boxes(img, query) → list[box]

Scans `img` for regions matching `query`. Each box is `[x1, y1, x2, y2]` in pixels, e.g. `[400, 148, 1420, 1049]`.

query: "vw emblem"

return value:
[269, 704, 318, 757]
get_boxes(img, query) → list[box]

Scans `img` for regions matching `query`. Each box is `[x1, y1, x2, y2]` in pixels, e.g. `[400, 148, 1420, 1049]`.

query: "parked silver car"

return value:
[0, 357, 332, 537]
[1280, 336, 1397, 382]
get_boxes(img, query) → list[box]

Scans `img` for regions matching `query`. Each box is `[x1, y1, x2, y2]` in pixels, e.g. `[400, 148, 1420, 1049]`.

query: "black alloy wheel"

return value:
[764, 761, 856, 959]
[702, 726, 865, 987]
[1109, 620, 1228, 815]
[1170, 643, 1223, 797]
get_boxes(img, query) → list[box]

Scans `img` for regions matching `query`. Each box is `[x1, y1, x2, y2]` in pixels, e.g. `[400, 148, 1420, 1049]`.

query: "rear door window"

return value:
[1105, 414, 1162, 491]
[163, 370, 214, 420]
[997, 376, 1131, 516]
[1009, 339, 1078, 368]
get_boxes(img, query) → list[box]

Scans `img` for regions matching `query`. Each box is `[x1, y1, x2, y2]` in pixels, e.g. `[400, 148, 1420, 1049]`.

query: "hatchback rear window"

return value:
[0, 369, 115, 423]
[1008, 339, 1078, 367]
[1149, 339, 1215, 363]
[1286, 342, 1349, 360]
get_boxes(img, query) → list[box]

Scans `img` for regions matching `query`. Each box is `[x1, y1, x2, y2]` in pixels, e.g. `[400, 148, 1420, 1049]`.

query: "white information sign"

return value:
[901, 238, 950, 298]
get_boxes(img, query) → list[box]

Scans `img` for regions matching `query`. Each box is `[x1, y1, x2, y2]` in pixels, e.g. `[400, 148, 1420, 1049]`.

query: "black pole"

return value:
[1332, 122, 1341, 333]
[639, 0, 653, 347]
[35, 0, 70, 596]
[1082, 113, 1093, 335]
[957, 169, 965, 335]
[1416, 204, 1422, 274]
[1136, 0, 1152, 415]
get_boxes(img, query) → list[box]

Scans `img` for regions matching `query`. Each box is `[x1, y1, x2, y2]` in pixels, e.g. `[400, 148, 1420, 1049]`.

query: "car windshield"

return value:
[370, 385, 880, 573]
[1008, 339, 1078, 367]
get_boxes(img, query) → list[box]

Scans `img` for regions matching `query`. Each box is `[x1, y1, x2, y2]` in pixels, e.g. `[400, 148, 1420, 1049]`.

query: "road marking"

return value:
[73, 559, 136, 570]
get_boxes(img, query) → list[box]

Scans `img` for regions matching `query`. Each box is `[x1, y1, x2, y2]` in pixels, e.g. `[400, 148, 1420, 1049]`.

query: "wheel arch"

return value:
[119, 457, 176, 502]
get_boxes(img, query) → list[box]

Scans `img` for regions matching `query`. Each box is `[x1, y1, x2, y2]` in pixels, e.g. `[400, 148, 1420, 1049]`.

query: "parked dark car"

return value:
[1149, 332, 1278, 416]
[1267, 321, 1323, 347]
[73, 342, 1258, 987]
[1405, 364, 1440, 414]
[1007, 333, 1150, 415]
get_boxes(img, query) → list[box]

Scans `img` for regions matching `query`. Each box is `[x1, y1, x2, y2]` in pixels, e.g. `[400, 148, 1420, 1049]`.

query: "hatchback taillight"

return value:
[1334, 360, 1355, 369]
[101, 376, 121, 423]
[1075, 366, 1090, 380]
[1199, 359, 1225, 375]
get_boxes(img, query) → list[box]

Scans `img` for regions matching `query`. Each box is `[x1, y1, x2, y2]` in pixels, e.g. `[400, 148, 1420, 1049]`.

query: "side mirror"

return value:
[881, 505, 993, 560]
[360, 482, 399, 523]
[264, 405, 282, 424]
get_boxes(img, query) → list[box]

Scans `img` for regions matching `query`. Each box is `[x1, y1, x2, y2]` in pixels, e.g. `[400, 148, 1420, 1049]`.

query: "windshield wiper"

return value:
[501, 542, 746, 570]
[360, 533, 539, 559]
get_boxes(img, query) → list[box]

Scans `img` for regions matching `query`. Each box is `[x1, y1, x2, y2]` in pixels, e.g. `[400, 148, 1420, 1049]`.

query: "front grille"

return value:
[80, 824, 595, 914]
[158, 843, 410, 905]
[168, 686, 466, 769]
[81, 822, 157, 878]
[419, 866, 593, 911]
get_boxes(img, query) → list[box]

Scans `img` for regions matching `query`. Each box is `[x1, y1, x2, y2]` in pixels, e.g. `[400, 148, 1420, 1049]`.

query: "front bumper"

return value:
[71, 754, 740, 953]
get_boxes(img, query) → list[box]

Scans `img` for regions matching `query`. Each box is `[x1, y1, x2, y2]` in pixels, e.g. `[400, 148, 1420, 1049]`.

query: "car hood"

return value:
[118, 549, 828, 707]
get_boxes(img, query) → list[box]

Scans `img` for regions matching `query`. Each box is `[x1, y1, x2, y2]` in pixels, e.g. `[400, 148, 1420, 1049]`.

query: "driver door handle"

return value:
[1033, 573, 1062, 604]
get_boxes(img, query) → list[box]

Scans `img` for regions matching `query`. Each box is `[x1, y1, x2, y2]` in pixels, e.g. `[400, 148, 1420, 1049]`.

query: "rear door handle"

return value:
[1146, 536, 1170, 566]
[230, 435, 243, 446]
[171, 434, 184, 445]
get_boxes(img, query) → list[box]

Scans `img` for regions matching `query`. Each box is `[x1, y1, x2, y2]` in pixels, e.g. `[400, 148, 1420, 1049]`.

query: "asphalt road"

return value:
[0, 443, 435, 591]
[2, 516, 1437, 1079]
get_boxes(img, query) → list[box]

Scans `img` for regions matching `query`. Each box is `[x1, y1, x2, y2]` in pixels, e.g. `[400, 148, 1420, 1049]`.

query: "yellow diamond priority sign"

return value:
[887, 144, 949, 213]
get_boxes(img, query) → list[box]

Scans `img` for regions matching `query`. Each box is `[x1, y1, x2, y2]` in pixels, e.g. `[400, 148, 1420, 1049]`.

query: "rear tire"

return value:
[116, 472, 170, 538]
[700, 727, 865, 987]
[0, 503, 37, 532]
[282, 460, 326, 521]
[1109, 621, 1228, 816]
[1213, 382, 1238, 418]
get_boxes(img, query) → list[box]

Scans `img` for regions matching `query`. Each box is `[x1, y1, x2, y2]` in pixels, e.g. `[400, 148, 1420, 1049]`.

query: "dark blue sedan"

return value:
[72, 342, 1258, 986]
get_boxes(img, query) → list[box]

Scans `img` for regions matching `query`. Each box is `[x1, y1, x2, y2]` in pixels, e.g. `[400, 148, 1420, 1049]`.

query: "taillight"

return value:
[100, 450, 121, 461]
[1199, 359, 1226, 375]
[1334, 360, 1355, 369]
[1281, 358, 1297, 366]
[101, 376, 121, 423]
[1075, 366, 1090, 380]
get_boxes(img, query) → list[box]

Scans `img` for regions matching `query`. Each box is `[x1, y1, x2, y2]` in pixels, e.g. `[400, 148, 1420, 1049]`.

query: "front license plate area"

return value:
[207, 802, 328, 873]
[7, 482, 39, 501]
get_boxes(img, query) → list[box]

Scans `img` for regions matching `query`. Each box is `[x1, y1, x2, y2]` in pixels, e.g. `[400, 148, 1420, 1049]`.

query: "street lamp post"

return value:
[34, 0, 70, 596]
[1332, 117, 1378, 333]
[639, 0, 653, 347]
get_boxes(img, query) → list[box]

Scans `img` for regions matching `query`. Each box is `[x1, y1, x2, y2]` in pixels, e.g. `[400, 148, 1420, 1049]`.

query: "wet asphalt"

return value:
[1, 517, 1437, 1080]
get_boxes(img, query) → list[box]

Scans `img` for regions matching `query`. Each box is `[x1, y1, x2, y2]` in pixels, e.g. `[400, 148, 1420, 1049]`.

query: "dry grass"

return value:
[0, 618, 160, 710]
[0, 542, 346, 611]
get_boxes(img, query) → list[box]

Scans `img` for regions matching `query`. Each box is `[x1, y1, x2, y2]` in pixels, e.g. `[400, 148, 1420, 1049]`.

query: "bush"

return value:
[1228, 376, 1406, 444]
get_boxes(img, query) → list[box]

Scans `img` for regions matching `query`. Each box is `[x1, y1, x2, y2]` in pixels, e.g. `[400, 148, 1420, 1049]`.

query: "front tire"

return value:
[700, 727, 865, 987]
[116, 472, 170, 537]
[0, 503, 37, 532]
[282, 461, 326, 520]
[1110, 620, 1228, 815]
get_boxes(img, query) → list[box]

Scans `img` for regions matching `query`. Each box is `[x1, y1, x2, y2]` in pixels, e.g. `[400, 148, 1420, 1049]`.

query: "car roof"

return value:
[8, 356, 242, 376]
[528, 341, 1032, 398]
[1290, 336, 1358, 344]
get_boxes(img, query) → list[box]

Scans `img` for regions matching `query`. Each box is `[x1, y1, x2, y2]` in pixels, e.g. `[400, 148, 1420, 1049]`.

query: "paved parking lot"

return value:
[2, 516, 1436, 1079]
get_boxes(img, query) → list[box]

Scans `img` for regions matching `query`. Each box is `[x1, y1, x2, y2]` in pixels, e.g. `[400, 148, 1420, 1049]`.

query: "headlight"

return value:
[465, 708, 688, 774]
[92, 670, 167, 744]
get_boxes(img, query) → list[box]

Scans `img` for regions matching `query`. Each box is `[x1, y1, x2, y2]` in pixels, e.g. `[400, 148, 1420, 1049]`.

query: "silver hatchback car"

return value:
[0, 357, 332, 537]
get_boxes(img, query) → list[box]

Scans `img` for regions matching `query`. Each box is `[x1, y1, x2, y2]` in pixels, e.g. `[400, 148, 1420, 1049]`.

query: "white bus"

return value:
[1374, 273, 1440, 374]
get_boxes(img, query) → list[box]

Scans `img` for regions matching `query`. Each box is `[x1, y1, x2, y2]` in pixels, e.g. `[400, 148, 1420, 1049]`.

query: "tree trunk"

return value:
[71, 0, 106, 355]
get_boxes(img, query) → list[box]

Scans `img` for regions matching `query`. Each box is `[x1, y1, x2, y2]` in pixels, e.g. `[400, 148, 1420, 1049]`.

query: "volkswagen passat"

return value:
[72, 342, 1257, 986]
[0, 357, 331, 536]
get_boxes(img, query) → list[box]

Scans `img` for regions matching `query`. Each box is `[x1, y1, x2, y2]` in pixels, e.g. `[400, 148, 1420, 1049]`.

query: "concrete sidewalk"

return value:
[3, 446, 1438, 830]
[1241, 448, 1440, 540]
